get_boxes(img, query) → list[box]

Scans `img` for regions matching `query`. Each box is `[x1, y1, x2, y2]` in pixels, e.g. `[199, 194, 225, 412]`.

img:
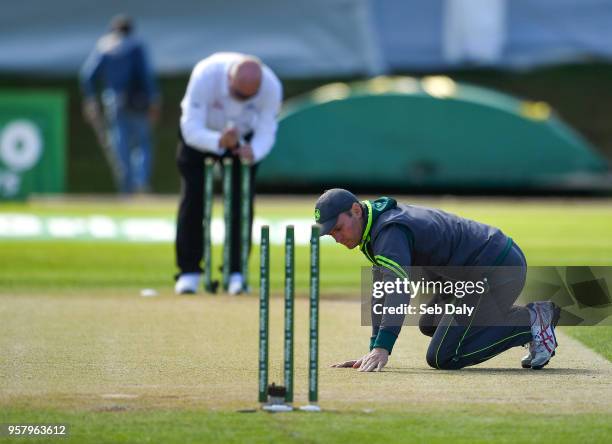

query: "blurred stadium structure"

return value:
[2, 0, 612, 75]
[0, 0, 611, 196]
[260, 76, 609, 192]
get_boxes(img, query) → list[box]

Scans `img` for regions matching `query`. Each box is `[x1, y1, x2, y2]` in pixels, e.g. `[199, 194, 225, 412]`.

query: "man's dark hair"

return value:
[110, 14, 133, 35]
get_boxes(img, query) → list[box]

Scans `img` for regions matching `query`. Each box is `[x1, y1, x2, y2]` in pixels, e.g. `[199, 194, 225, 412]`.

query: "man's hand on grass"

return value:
[330, 348, 389, 372]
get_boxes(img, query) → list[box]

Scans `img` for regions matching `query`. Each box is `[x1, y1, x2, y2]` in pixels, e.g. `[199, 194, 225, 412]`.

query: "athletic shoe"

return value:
[526, 302, 560, 370]
[228, 272, 244, 295]
[521, 341, 559, 370]
[521, 302, 561, 368]
[521, 345, 556, 369]
[175, 272, 201, 295]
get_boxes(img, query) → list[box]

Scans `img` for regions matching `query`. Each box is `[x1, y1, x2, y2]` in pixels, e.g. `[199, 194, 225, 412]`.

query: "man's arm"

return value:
[370, 224, 413, 355]
[179, 62, 225, 155]
[79, 44, 105, 126]
[250, 75, 283, 163]
[332, 224, 413, 372]
[79, 46, 103, 100]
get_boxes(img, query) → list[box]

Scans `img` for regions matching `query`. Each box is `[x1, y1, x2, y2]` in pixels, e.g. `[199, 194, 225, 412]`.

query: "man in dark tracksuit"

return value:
[315, 189, 560, 371]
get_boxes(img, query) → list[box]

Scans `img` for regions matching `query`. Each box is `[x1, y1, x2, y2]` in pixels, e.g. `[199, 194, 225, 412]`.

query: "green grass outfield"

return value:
[1, 196, 611, 443]
[1, 408, 610, 444]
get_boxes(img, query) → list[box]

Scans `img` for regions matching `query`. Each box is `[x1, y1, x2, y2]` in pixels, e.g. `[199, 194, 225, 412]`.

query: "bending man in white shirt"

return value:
[174, 52, 283, 295]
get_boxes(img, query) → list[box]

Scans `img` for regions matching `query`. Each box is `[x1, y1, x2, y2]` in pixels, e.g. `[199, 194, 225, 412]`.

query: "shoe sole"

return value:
[528, 351, 556, 369]
[523, 303, 561, 369]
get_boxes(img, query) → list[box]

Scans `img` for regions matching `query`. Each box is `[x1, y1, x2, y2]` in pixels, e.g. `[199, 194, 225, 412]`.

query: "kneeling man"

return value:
[315, 189, 560, 371]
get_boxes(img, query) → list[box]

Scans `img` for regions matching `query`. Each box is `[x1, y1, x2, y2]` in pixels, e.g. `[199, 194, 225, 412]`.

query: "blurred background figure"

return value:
[80, 14, 160, 194]
[174, 52, 282, 295]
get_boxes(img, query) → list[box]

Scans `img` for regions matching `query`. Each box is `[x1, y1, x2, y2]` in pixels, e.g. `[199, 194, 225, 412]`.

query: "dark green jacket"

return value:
[360, 197, 512, 353]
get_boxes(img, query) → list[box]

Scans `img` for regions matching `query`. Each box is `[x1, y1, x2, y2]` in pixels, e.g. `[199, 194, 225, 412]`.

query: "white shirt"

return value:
[180, 52, 283, 163]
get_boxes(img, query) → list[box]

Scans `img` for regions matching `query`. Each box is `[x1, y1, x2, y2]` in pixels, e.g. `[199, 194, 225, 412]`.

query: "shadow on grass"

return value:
[384, 367, 599, 375]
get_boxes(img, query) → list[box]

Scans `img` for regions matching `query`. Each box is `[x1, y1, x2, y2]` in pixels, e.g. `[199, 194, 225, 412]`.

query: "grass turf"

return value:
[562, 327, 612, 361]
[1, 408, 610, 444]
[2, 197, 612, 294]
[1, 197, 611, 442]
[0, 242, 361, 294]
[2, 198, 611, 356]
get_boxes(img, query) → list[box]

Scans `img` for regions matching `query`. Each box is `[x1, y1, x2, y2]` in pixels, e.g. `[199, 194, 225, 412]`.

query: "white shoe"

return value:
[522, 341, 558, 369]
[527, 302, 560, 370]
[175, 272, 201, 295]
[228, 272, 244, 295]
[520, 344, 534, 369]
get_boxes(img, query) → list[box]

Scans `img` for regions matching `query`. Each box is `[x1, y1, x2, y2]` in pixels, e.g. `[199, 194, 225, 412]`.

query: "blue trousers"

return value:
[109, 109, 153, 193]
[420, 243, 532, 369]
